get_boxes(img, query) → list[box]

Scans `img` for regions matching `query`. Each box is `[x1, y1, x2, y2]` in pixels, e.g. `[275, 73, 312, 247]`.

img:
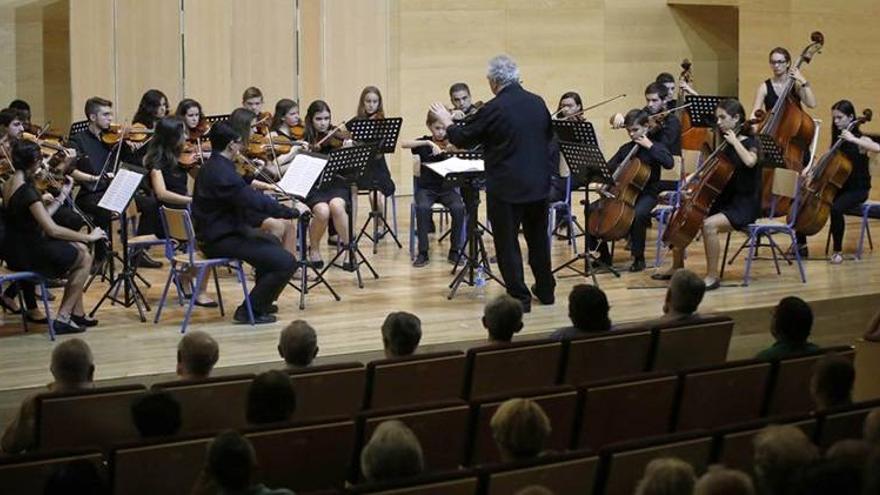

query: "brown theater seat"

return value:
[600, 432, 713, 495]
[482, 451, 600, 495]
[650, 316, 733, 371]
[561, 329, 653, 386]
[287, 362, 366, 421]
[111, 436, 211, 495]
[468, 386, 579, 466]
[154, 374, 255, 434]
[365, 351, 466, 409]
[347, 470, 478, 494]
[577, 373, 679, 451]
[0, 450, 104, 494]
[764, 346, 855, 416]
[815, 399, 880, 450]
[715, 416, 817, 474]
[675, 360, 772, 432]
[35, 384, 147, 451]
[464, 340, 563, 400]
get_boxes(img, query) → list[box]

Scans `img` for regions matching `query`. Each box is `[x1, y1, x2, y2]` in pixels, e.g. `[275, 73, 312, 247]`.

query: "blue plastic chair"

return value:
[548, 174, 579, 255]
[0, 271, 56, 340]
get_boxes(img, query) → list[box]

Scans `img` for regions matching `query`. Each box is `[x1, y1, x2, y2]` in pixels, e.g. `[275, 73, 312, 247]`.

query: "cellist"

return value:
[653, 99, 760, 290]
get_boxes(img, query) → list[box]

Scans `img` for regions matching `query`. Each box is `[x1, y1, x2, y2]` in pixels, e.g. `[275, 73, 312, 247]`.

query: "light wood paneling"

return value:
[182, 0, 233, 114]
[42, 0, 71, 132]
[299, 0, 323, 105]
[69, 0, 115, 123]
[14, 3, 44, 122]
[0, 7, 15, 106]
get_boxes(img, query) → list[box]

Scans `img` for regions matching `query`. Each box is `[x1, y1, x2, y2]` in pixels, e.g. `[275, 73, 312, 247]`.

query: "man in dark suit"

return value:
[430, 55, 556, 312]
[192, 122, 302, 323]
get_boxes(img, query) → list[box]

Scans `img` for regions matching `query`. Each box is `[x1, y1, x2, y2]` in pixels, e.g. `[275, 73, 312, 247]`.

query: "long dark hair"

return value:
[556, 91, 583, 114]
[11, 139, 41, 173]
[229, 108, 256, 143]
[304, 100, 332, 144]
[356, 86, 384, 119]
[175, 98, 204, 130]
[831, 100, 857, 142]
[715, 98, 752, 136]
[271, 99, 299, 132]
[144, 117, 185, 172]
[133, 89, 169, 128]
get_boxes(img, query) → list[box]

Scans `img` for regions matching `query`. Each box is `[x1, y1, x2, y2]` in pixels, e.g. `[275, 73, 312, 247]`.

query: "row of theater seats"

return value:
[2, 395, 877, 495]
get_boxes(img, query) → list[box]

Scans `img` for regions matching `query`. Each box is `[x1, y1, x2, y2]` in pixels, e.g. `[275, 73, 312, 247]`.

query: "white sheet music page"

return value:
[279, 153, 328, 198]
[97, 168, 144, 214]
[424, 157, 485, 177]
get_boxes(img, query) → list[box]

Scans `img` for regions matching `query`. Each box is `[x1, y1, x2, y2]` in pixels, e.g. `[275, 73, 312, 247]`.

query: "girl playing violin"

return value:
[267, 98, 306, 176]
[750, 47, 816, 121]
[354, 86, 397, 206]
[554, 92, 585, 121]
[133, 89, 169, 130]
[654, 99, 760, 290]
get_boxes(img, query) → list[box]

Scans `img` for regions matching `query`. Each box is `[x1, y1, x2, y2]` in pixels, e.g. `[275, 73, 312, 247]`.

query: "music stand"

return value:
[552, 120, 599, 146]
[552, 141, 620, 285]
[685, 95, 731, 128]
[347, 117, 404, 252]
[756, 134, 786, 168]
[317, 143, 380, 288]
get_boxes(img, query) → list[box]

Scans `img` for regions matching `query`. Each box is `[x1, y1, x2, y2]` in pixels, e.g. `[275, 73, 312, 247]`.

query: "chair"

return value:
[153, 206, 254, 333]
[365, 351, 466, 410]
[0, 270, 56, 340]
[674, 360, 772, 431]
[548, 173, 579, 255]
[468, 386, 579, 466]
[0, 449, 105, 494]
[67, 119, 90, 137]
[153, 374, 255, 434]
[348, 470, 479, 494]
[815, 399, 880, 450]
[408, 155, 459, 259]
[35, 385, 147, 451]
[287, 362, 366, 421]
[830, 199, 880, 260]
[482, 452, 600, 495]
[464, 340, 563, 400]
[649, 316, 734, 371]
[577, 373, 679, 451]
[111, 436, 211, 495]
[652, 156, 686, 267]
[714, 415, 817, 474]
[763, 346, 855, 417]
[560, 329, 653, 386]
[122, 199, 168, 290]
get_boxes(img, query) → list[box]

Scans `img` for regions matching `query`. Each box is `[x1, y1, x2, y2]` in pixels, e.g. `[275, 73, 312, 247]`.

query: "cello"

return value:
[759, 31, 825, 213]
[678, 59, 711, 151]
[792, 109, 872, 235]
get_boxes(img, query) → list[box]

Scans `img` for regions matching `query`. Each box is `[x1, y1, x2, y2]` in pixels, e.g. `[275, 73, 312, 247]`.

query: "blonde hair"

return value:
[490, 398, 552, 460]
[360, 420, 424, 482]
[753, 425, 818, 495]
[634, 457, 696, 495]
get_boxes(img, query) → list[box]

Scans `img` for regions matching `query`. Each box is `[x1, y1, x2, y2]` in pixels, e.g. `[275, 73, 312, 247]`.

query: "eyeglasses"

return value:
[769, 60, 788, 65]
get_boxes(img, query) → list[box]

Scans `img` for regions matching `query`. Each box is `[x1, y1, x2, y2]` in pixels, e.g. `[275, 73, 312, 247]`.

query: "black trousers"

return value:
[796, 187, 869, 252]
[201, 232, 295, 314]
[415, 187, 465, 255]
[629, 193, 658, 261]
[485, 194, 555, 306]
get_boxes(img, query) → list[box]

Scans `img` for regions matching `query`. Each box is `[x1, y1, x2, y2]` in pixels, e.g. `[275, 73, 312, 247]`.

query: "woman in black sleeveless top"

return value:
[750, 47, 816, 121]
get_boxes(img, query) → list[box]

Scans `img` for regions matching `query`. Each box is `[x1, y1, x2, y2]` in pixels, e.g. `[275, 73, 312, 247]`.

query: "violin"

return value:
[290, 123, 305, 140]
[253, 111, 272, 135]
[189, 119, 211, 140]
[0, 137, 13, 180]
[21, 132, 69, 161]
[554, 94, 626, 121]
[178, 141, 204, 169]
[101, 123, 153, 145]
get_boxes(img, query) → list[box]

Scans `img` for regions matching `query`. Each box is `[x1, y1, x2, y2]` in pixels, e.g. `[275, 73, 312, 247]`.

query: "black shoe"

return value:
[650, 272, 673, 281]
[70, 314, 98, 327]
[530, 284, 555, 305]
[46, 278, 65, 288]
[233, 306, 276, 324]
[520, 301, 532, 314]
[326, 235, 339, 247]
[267, 304, 279, 314]
[629, 258, 646, 272]
[136, 253, 163, 269]
[53, 319, 85, 335]
[705, 278, 721, 291]
[341, 261, 356, 272]
[413, 253, 429, 268]
[447, 250, 462, 265]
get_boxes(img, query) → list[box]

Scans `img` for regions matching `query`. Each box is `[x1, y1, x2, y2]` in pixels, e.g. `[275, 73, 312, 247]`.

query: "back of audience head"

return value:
[568, 284, 611, 332]
[752, 425, 818, 495]
[810, 353, 855, 409]
[360, 420, 424, 483]
[864, 408, 880, 445]
[381, 311, 422, 358]
[483, 295, 524, 343]
[131, 390, 181, 438]
[205, 430, 258, 492]
[278, 320, 318, 368]
[50, 338, 95, 388]
[665, 269, 706, 316]
[694, 466, 755, 495]
[634, 457, 696, 495]
[826, 439, 871, 471]
[43, 459, 107, 495]
[771, 296, 814, 345]
[246, 370, 297, 425]
[176, 331, 219, 380]
[490, 398, 551, 461]
[513, 486, 556, 495]
[791, 457, 863, 495]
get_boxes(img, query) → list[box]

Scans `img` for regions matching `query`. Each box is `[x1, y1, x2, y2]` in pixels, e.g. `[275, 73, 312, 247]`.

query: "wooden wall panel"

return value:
[42, 0, 71, 132]
[14, 3, 44, 123]
[69, 0, 115, 124]
[0, 7, 15, 107]
[183, 0, 233, 114]
[299, 0, 323, 105]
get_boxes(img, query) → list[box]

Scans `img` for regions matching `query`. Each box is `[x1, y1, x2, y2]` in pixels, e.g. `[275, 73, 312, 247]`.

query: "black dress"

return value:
[351, 116, 396, 197]
[2, 183, 78, 278]
[709, 135, 761, 229]
[305, 140, 351, 208]
[147, 159, 190, 237]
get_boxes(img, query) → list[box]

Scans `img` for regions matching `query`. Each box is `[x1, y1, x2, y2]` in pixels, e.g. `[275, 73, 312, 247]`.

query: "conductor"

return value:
[431, 55, 556, 312]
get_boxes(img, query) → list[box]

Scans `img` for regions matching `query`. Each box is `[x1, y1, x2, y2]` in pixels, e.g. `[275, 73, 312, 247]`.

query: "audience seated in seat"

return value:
[658, 269, 706, 324]
[490, 398, 552, 462]
[1, 338, 95, 454]
[694, 466, 755, 495]
[360, 420, 425, 483]
[810, 353, 855, 410]
[246, 370, 297, 425]
[177, 331, 219, 381]
[826, 439, 871, 475]
[483, 295, 524, 344]
[381, 312, 422, 358]
[864, 409, 880, 445]
[550, 284, 611, 340]
[634, 457, 696, 495]
[513, 487, 556, 495]
[752, 425, 818, 495]
[191, 430, 294, 495]
[42, 459, 107, 495]
[755, 296, 819, 360]
[131, 389, 182, 438]
[791, 457, 863, 495]
[278, 320, 318, 369]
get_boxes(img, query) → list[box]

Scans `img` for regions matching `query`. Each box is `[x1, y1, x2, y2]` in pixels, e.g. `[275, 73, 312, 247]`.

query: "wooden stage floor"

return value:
[1, 196, 878, 393]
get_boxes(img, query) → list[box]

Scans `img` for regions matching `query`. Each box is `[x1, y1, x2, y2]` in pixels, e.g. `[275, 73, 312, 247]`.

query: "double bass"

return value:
[678, 59, 711, 151]
[759, 31, 825, 213]
[793, 109, 872, 235]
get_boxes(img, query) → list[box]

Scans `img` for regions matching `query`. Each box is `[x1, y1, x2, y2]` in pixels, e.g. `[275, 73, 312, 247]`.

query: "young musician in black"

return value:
[191, 122, 299, 324]
[449, 83, 480, 122]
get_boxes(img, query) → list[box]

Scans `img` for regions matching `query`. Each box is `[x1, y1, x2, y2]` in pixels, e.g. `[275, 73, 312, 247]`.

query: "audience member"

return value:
[490, 398, 551, 462]
[550, 284, 611, 340]
[246, 370, 297, 425]
[633, 457, 696, 495]
[192, 430, 293, 495]
[1, 338, 95, 454]
[826, 439, 871, 472]
[278, 320, 318, 368]
[360, 420, 424, 483]
[864, 408, 880, 445]
[863, 307, 880, 342]
[864, 447, 880, 495]
[693, 466, 755, 495]
[810, 353, 855, 410]
[43, 459, 107, 495]
[755, 296, 819, 360]
[483, 295, 524, 344]
[791, 458, 862, 495]
[513, 487, 555, 495]
[381, 312, 422, 358]
[177, 331, 219, 380]
[661, 269, 706, 322]
[131, 390, 182, 438]
[752, 425, 819, 495]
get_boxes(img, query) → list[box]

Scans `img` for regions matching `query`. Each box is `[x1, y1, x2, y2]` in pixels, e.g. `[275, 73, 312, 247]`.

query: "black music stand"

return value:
[318, 143, 380, 288]
[347, 117, 404, 253]
[756, 135, 787, 168]
[685, 95, 731, 128]
[552, 141, 620, 286]
[552, 120, 599, 146]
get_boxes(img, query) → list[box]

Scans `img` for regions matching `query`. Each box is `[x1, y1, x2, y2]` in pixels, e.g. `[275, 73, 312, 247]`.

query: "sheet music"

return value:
[424, 156, 485, 177]
[278, 153, 328, 198]
[97, 168, 144, 214]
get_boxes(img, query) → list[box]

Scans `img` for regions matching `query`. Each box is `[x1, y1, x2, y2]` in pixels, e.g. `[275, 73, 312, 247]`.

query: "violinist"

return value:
[1, 140, 108, 334]
[653, 99, 760, 290]
[354, 86, 396, 206]
[132, 89, 169, 130]
[0, 108, 25, 181]
[796, 100, 879, 264]
[449, 83, 480, 122]
[554, 92, 585, 121]
[750, 47, 817, 123]
[655, 72, 698, 106]
[175, 98, 212, 165]
[401, 111, 465, 268]
[242, 86, 271, 135]
[597, 109, 674, 272]
[267, 98, 305, 175]
[7, 100, 31, 125]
